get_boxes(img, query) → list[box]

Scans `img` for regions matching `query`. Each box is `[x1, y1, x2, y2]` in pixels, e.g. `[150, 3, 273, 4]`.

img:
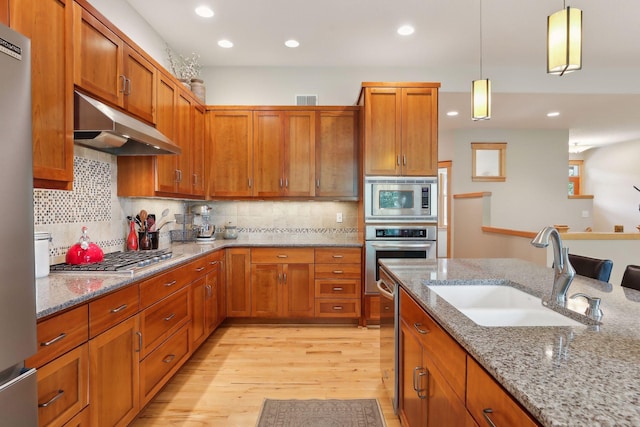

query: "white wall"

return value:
[451, 128, 593, 232]
[584, 139, 640, 232]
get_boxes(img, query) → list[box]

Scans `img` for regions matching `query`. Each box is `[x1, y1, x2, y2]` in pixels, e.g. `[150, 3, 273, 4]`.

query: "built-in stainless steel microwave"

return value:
[364, 176, 438, 223]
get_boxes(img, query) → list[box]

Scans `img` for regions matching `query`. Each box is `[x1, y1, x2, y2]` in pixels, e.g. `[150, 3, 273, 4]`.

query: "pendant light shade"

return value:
[472, 79, 491, 121]
[547, 6, 582, 76]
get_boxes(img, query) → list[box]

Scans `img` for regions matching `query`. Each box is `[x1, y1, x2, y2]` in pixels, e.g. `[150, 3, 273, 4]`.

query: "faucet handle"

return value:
[570, 293, 603, 321]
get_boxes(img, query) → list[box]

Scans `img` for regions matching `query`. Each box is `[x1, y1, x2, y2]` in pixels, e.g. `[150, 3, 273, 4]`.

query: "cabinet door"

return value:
[73, 2, 124, 107]
[316, 110, 358, 198]
[89, 315, 140, 427]
[0, 0, 7, 25]
[176, 92, 193, 195]
[155, 72, 178, 193]
[284, 111, 315, 197]
[283, 263, 314, 318]
[191, 277, 207, 350]
[123, 45, 156, 124]
[226, 248, 252, 317]
[364, 87, 401, 175]
[251, 263, 281, 317]
[254, 111, 285, 197]
[192, 105, 206, 196]
[401, 87, 438, 176]
[215, 255, 227, 325]
[205, 260, 221, 332]
[399, 319, 426, 426]
[208, 110, 254, 197]
[11, 0, 74, 189]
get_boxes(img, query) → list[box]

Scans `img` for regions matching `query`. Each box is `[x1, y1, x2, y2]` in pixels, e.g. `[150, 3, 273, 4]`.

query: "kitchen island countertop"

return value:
[380, 258, 640, 427]
[36, 233, 361, 319]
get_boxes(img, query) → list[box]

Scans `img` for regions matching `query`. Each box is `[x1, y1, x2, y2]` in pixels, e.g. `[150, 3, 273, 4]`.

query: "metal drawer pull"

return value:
[414, 323, 429, 334]
[164, 313, 176, 322]
[482, 408, 498, 427]
[417, 371, 428, 399]
[283, 273, 287, 283]
[332, 255, 344, 258]
[41, 332, 67, 347]
[195, 267, 205, 272]
[316, 179, 320, 188]
[332, 306, 344, 310]
[277, 255, 288, 258]
[118, 75, 126, 93]
[412, 366, 421, 391]
[210, 261, 218, 265]
[332, 270, 344, 274]
[163, 354, 176, 364]
[38, 389, 64, 408]
[164, 280, 177, 287]
[136, 331, 142, 353]
[111, 304, 127, 313]
[206, 285, 212, 297]
[332, 287, 344, 291]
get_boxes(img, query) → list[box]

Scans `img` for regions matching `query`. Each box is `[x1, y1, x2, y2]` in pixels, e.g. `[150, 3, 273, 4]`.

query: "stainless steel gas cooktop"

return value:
[50, 249, 175, 273]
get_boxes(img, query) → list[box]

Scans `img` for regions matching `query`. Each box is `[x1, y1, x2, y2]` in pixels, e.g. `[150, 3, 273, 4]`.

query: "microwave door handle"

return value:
[370, 243, 432, 250]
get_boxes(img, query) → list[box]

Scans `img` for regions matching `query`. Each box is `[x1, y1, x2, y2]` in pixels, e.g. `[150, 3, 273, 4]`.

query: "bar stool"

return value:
[567, 254, 613, 282]
[621, 265, 640, 291]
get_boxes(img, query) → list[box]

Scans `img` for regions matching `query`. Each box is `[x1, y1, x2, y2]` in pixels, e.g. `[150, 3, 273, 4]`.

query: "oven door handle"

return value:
[370, 242, 432, 250]
[376, 279, 395, 300]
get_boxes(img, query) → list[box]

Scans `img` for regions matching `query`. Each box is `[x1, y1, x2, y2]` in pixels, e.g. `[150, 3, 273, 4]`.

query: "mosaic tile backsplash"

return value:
[34, 147, 358, 264]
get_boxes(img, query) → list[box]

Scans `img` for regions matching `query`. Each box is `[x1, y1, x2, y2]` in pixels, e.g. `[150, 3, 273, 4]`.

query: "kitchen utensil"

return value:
[65, 226, 104, 264]
[139, 210, 148, 231]
[139, 231, 152, 250]
[152, 208, 170, 232]
[147, 214, 156, 231]
[157, 219, 176, 231]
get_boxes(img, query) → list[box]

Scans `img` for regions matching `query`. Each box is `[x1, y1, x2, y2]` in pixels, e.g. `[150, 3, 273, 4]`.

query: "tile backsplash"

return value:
[34, 146, 358, 264]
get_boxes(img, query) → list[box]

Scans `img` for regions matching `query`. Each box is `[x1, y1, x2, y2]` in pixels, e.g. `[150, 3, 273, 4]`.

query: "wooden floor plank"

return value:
[131, 324, 401, 426]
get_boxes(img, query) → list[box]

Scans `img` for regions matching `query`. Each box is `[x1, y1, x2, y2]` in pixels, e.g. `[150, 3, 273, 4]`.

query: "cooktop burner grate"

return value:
[51, 249, 174, 272]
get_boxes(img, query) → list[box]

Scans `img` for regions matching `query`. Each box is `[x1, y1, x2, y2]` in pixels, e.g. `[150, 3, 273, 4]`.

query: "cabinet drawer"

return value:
[89, 285, 139, 338]
[400, 288, 466, 400]
[314, 263, 361, 279]
[140, 324, 190, 405]
[204, 250, 224, 274]
[139, 266, 191, 308]
[140, 286, 190, 357]
[315, 299, 361, 318]
[315, 279, 361, 298]
[251, 248, 314, 264]
[467, 356, 539, 427]
[315, 247, 361, 264]
[36, 344, 88, 427]
[61, 406, 90, 427]
[27, 305, 88, 369]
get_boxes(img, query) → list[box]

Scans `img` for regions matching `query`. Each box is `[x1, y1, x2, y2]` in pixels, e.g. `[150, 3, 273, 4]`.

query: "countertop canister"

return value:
[34, 232, 51, 278]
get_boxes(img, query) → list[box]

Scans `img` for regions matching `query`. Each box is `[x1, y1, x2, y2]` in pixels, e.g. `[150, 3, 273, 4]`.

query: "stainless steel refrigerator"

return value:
[0, 22, 38, 426]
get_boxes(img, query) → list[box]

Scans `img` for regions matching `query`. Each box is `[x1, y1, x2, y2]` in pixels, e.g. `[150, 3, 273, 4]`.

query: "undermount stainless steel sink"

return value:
[427, 285, 583, 327]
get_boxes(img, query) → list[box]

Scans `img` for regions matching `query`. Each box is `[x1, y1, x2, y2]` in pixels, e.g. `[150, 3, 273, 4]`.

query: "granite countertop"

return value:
[379, 258, 640, 427]
[36, 233, 361, 319]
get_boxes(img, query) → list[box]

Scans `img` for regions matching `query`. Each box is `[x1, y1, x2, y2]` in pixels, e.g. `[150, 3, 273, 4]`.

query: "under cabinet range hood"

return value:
[73, 91, 181, 155]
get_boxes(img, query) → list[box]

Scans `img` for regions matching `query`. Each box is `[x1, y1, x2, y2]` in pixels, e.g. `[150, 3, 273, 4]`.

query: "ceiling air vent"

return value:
[295, 94, 318, 106]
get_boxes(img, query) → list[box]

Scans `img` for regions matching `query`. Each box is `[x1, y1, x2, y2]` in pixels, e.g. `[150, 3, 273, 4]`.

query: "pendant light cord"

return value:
[479, 0, 483, 79]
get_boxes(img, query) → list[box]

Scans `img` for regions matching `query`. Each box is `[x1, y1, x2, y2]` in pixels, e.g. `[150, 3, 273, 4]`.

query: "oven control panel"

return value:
[374, 228, 427, 238]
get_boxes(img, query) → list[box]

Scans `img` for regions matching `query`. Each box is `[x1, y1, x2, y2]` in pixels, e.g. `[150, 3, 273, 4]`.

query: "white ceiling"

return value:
[124, 0, 640, 150]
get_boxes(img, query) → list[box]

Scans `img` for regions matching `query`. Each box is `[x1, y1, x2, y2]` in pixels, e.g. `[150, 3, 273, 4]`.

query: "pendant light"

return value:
[547, 2, 582, 76]
[472, 0, 490, 121]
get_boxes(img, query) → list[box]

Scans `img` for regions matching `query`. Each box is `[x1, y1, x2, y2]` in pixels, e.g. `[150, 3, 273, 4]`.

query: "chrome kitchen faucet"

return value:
[531, 226, 576, 306]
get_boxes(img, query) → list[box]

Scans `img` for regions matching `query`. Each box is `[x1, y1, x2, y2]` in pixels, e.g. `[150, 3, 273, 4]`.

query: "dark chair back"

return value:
[567, 254, 613, 282]
[621, 265, 640, 291]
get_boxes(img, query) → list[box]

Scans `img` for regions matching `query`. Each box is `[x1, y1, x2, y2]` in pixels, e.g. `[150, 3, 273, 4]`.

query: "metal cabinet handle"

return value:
[414, 322, 429, 334]
[195, 267, 205, 272]
[332, 270, 344, 274]
[164, 280, 177, 287]
[482, 408, 498, 427]
[277, 255, 288, 258]
[125, 77, 132, 95]
[278, 273, 282, 283]
[41, 332, 67, 347]
[283, 273, 287, 284]
[38, 389, 64, 408]
[162, 354, 176, 364]
[332, 255, 344, 258]
[210, 261, 218, 266]
[111, 304, 127, 313]
[316, 179, 320, 188]
[248, 178, 252, 188]
[163, 313, 176, 322]
[396, 155, 400, 166]
[417, 371, 428, 399]
[403, 155, 407, 165]
[332, 306, 343, 310]
[285, 178, 288, 188]
[332, 287, 343, 292]
[205, 284, 212, 298]
[193, 174, 198, 186]
[136, 331, 142, 352]
[279, 178, 283, 188]
[119, 75, 126, 93]
[412, 366, 420, 391]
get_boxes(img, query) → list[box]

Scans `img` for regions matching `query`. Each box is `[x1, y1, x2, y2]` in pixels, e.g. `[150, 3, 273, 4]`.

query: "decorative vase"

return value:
[190, 78, 206, 102]
[177, 78, 191, 90]
[126, 221, 138, 251]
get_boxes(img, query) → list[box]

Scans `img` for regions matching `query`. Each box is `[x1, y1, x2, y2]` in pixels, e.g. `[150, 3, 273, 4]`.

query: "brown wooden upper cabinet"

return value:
[361, 82, 439, 176]
[1, 0, 9, 25]
[10, 0, 75, 190]
[254, 111, 315, 197]
[73, 2, 156, 124]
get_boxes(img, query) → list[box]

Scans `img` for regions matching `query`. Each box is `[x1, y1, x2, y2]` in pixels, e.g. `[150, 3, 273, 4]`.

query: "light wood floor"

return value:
[131, 323, 401, 426]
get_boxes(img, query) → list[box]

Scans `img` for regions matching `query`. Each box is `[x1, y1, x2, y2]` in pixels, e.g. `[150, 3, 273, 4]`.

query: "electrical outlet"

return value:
[582, 210, 590, 218]
[336, 212, 343, 223]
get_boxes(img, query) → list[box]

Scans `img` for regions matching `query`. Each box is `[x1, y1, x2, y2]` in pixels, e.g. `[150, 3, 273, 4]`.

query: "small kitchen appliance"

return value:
[364, 176, 438, 223]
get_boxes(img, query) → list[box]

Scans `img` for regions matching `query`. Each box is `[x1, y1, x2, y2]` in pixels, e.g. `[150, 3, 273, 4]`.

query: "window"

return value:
[471, 142, 506, 182]
[568, 160, 583, 196]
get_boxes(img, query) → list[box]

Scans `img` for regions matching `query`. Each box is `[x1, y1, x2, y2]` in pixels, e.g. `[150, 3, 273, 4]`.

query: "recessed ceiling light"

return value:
[285, 40, 300, 48]
[446, 111, 459, 117]
[547, 111, 560, 117]
[218, 39, 233, 48]
[397, 25, 415, 36]
[195, 6, 214, 18]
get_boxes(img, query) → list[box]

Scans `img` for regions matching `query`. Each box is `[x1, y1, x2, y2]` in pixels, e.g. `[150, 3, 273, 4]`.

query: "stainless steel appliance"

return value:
[364, 224, 436, 294]
[50, 249, 176, 275]
[364, 176, 437, 223]
[0, 23, 38, 426]
[378, 266, 399, 413]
